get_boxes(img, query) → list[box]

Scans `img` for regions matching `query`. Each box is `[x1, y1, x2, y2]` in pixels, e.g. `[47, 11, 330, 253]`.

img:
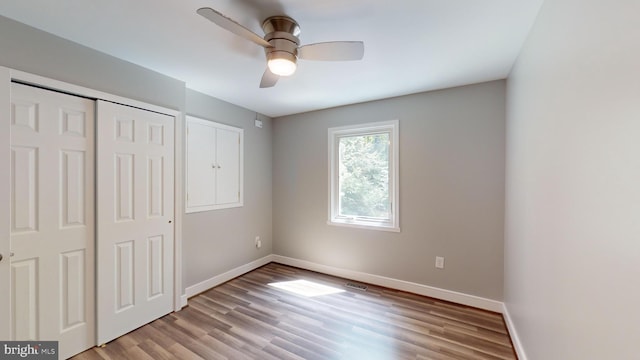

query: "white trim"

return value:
[503, 303, 528, 360]
[271, 255, 503, 312]
[186, 115, 243, 133]
[0, 66, 12, 340]
[325, 220, 401, 233]
[173, 111, 185, 311]
[10, 70, 180, 117]
[184, 255, 274, 299]
[181, 255, 521, 351]
[8, 69, 185, 313]
[327, 120, 400, 232]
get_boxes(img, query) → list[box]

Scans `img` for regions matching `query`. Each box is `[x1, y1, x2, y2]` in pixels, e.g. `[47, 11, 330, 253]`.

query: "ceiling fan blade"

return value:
[197, 7, 272, 48]
[260, 68, 279, 88]
[298, 41, 364, 61]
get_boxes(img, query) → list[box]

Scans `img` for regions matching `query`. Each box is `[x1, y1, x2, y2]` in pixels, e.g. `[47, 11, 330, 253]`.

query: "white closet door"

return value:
[0, 67, 11, 341]
[96, 100, 174, 345]
[186, 120, 216, 208]
[10, 83, 95, 359]
[215, 127, 240, 205]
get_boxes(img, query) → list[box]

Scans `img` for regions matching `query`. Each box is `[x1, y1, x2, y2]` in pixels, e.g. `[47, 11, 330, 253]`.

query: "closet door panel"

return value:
[215, 127, 240, 205]
[97, 100, 175, 345]
[9, 83, 95, 359]
[10, 258, 38, 340]
[186, 120, 216, 209]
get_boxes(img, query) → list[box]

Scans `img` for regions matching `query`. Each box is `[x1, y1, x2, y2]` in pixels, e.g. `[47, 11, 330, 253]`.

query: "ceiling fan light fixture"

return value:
[197, 8, 365, 87]
[267, 52, 297, 76]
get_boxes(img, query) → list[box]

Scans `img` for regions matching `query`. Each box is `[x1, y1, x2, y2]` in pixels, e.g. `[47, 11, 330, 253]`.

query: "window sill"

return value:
[327, 220, 400, 233]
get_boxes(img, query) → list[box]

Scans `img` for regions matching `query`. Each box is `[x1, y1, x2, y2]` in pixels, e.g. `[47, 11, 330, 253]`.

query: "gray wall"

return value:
[504, 0, 640, 358]
[0, 15, 273, 293]
[0, 15, 184, 110]
[183, 89, 273, 287]
[273, 81, 506, 300]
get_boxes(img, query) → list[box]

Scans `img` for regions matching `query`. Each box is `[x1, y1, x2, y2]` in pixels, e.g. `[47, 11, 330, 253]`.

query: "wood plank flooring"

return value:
[73, 263, 517, 360]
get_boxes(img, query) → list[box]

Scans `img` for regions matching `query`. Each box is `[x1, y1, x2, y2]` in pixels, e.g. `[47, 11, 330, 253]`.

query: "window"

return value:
[328, 120, 399, 231]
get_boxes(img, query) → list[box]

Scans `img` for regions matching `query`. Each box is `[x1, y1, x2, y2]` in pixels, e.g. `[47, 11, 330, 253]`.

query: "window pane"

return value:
[338, 133, 390, 219]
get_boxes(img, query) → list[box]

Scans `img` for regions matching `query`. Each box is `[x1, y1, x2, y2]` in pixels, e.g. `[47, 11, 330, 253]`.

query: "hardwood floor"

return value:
[73, 263, 517, 360]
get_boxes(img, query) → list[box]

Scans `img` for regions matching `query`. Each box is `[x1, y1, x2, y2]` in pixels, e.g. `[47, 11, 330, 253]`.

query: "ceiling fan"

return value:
[197, 7, 365, 88]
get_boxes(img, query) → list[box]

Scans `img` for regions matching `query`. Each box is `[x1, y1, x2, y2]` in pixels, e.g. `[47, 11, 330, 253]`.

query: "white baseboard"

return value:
[502, 303, 528, 360]
[180, 255, 520, 353]
[184, 255, 274, 300]
[271, 255, 503, 313]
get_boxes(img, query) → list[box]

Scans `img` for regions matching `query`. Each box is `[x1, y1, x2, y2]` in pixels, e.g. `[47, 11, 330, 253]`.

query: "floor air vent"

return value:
[345, 282, 368, 291]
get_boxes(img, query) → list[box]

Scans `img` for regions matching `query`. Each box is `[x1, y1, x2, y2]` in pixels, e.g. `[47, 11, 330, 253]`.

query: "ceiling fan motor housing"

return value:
[262, 16, 301, 64]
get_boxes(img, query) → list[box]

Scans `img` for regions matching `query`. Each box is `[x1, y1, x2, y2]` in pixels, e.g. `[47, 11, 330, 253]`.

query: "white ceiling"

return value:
[0, 0, 543, 117]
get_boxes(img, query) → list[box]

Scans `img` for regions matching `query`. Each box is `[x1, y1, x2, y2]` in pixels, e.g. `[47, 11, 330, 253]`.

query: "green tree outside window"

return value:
[338, 133, 390, 219]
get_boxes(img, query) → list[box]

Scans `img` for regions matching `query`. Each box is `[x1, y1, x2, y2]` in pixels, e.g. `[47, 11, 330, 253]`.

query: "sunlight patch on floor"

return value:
[268, 279, 346, 297]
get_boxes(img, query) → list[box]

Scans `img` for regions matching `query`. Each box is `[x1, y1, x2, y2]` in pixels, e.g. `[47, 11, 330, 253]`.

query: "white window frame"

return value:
[328, 120, 400, 232]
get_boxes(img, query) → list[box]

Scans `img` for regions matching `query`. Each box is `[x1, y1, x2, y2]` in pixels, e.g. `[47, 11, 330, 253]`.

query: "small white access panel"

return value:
[185, 116, 243, 213]
[9, 83, 96, 359]
[96, 100, 175, 345]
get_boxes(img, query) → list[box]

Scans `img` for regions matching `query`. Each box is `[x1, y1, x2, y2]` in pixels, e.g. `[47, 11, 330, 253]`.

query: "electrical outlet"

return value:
[255, 236, 261, 249]
[435, 256, 445, 269]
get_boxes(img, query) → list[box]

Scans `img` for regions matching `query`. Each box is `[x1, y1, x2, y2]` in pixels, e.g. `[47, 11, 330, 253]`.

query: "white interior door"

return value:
[9, 82, 95, 358]
[96, 100, 175, 345]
